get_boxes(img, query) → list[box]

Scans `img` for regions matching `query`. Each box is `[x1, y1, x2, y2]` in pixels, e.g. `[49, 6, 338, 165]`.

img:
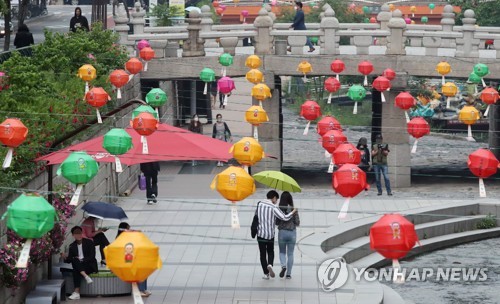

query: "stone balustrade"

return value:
[114, 1, 500, 59]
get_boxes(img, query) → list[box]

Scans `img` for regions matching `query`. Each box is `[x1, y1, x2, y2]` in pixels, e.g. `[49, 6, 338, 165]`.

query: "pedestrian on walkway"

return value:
[140, 161, 160, 204]
[116, 222, 152, 297]
[188, 114, 203, 166]
[210, 81, 218, 109]
[14, 24, 34, 49]
[288, 1, 315, 53]
[256, 190, 297, 280]
[371, 134, 392, 196]
[81, 215, 110, 266]
[276, 191, 300, 279]
[70, 7, 90, 32]
[60, 226, 97, 300]
[212, 114, 232, 167]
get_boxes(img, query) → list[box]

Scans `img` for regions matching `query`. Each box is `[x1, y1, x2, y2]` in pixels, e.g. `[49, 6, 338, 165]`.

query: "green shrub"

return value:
[476, 214, 497, 230]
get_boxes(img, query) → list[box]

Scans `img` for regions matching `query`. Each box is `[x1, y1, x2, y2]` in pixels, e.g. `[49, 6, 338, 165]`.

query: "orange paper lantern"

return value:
[480, 87, 499, 117]
[125, 58, 143, 79]
[109, 70, 129, 99]
[436, 61, 451, 85]
[139, 47, 155, 71]
[85, 87, 111, 124]
[130, 112, 158, 154]
[0, 118, 28, 169]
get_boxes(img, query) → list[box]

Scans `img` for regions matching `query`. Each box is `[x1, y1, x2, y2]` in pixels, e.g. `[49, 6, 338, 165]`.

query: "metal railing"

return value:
[0, 45, 36, 65]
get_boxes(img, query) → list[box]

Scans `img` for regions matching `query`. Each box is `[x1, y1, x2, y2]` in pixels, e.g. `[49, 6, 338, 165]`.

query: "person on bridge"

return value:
[14, 24, 34, 49]
[212, 114, 232, 167]
[70, 7, 90, 32]
[288, 1, 315, 53]
[188, 114, 203, 166]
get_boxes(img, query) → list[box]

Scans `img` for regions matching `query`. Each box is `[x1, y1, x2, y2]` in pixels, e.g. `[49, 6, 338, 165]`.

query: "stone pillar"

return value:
[320, 8, 339, 55]
[354, 36, 372, 55]
[377, 4, 391, 46]
[219, 37, 239, 55]
[253, 8, 273, 55]
[381, 72, 411, 188]
[200, 5, 218, 48]
[489, 104, 500, 159]
[264, 4, 276, 22]
[456, 9, 479, 58]
[423, 36, 441, 56]
[288, 36, 306, 55]
[440, 5, 456, 48]
[130, 1, 145, 35]
[182, 10, 205, 57]
[113, 3, 134, 56]
[386, 9, 406, 55]
[319, 3, 332, 20]
[495, 39, 500, 59]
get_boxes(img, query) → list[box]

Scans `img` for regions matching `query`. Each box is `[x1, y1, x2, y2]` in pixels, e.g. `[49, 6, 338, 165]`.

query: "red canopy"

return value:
[36, 123, 233, 165]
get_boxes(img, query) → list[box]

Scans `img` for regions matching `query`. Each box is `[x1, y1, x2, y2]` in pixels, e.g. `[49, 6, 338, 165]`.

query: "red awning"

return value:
[36, 123, 233, 165]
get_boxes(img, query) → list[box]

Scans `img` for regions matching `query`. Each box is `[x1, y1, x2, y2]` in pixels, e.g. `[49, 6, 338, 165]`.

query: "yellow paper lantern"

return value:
[229, 137, 265, 168]
[436, 61, 451, 85]
[245, 55, 261, 69]
[441, 82, 458, 108]
[459, 105, 480, 141]
[410, 5, 416, 17]
[411, 20, 415, 24]
[245, 105, 269, 140]
[389, 4, 395, 11]
[246, 69, 264, 84]
[297, 61, 313, 82]
[251, 83, 272, 105]
[104, 231, 161, 283]
[77, 64, 97, 94]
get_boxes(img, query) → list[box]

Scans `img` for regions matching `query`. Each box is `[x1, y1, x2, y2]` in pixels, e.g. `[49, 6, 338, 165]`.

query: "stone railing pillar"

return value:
[440, 4, 456, 48]
[264, 4, 277, 22]
[288, 36, 307, 55]
[386, 9, 406, 55]
[130, 1, 145, 35]
[253, 8, 273, 55]
[319, 3, 332, 20]
[456, 9, 479, 58]
[377, 4, 391, 46]
[353, 36, 372, 55]
[200, 5, 218, 48]
[219, 38, 239, 55]
[113, 3, 134, 56]
[182, 10, 205, 57]
[319, 8, 339, 55]
[423, 36, 441, 56]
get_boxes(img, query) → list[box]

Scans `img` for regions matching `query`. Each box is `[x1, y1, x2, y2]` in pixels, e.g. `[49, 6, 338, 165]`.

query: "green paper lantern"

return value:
[4, 194, 56, 239]
[219, 53, 234, 67]
[468, 72, 482, 84]
[146, 88, 168, 108]
[103, 128, 133, 156]
[308, 2, 315, 7]
[57, 151, 99, 185]
[132, 105, 158, 120]
[421, 16, 428, 23]
[310, 37, 319, 45]
[428, 3, 435, 10]
[347, 85, 367, 101]
[473, 63, 489, 77]
[362, 6, 370, 14]
[364, 17, 370, 23]
[199, 68, 216, 83]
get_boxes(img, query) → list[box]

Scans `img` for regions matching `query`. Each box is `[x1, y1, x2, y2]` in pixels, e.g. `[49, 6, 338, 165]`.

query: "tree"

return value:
[448, 0, 500, 26]
[276, 0, 365, 23]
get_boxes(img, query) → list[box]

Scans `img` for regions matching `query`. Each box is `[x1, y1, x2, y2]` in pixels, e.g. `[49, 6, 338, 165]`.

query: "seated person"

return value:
[61, 226, 98, 300]
[82, 215, 110, 266]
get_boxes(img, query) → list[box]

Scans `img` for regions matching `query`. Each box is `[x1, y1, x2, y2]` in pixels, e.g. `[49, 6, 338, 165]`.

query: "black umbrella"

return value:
[81, 201, 128, 222]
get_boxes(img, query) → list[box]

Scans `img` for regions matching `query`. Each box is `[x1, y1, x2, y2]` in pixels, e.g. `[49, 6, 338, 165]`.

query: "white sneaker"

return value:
[85, 276, 93, 284]
[267, 265, 275, 278]
[262, 274, 270, 280]
[68, 292, 80, 300]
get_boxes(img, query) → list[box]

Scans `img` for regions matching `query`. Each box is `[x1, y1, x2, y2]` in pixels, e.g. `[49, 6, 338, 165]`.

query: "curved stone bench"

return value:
[61, 267, 132, 297]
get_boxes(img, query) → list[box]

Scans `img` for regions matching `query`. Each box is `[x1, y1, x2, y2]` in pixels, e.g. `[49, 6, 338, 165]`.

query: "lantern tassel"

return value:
[328, 92, 333, 104]
[353, 102, 358, 115]
[253, 126, 259, 141]
[129, 74, 134, 81]
[15, 239, 32, 269]
[142, 137, 149, 154]
[203, 83, 208, 95]
[144, 62, 148, 72]
[392, 259, 405, 283]
[475, 85, 478, 94]
[363, 76, 368, 86]
[131, 282, 145, 304]
[442, 75, 445, 86]
[327, 158, 334, 173]
[303, 121, 311, 135]
[141, 135, 145, 143]
[85, 82, 89, 94]
[404, 111, 410, 123]
[479, 178, 486, 198]
[243, 165, 249, 173]
[466, 125, 475, 142]
[484, 105, 490, 117]
[412, 13, 414, 17]
[325, 150, 330, 158]
[231, 205, 240, 229]
[2, 147, 14, 169]
[481, 78, 486, 88]
[222, 67, 226, 77]
[446, 97, 451, 109]
[70, 184, 83, 206]
[115, 156, 123, 173]
[336, 74, 339, 81]
[302, 75, 308, 83]
[223, 94, 228, 106]
[117, 88, 122, 99]
[411, 139, 418, 154]
[96, 109, 102, 124]
[381, 92, 386, 102]
[338, 197, 350, 219]
[259, 101, 263, 108]
[155, 108, 160, 121]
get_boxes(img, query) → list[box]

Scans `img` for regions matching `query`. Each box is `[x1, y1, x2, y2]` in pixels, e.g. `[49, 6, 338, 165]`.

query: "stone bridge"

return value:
[113, 2, 500, 188]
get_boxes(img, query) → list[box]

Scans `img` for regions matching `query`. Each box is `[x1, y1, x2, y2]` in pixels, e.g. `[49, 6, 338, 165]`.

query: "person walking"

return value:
[116, 222, 152, 297]
[188, 114, 203, 166]
[81, 215, 110, 266]
[61, 226, 98, 300]
[210, 81, 218, 109]
[371, 134, 392, 196]
[288, 1, 315, 53]
[140, 161, 160, 204]
[212, 114, 232, 167]
[256, 190, 297, 280]
[70, 7, 90, 32]
[276, 191, 300, 279]
[14, 24, 34, 49]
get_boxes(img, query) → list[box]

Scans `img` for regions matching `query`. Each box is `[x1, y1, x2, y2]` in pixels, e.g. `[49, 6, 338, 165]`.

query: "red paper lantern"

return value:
[324, 77, 341, 104]
[139, 47, 155, 71]
[370, 213, 419, 279]
[85, 87, 111, 124]
[468, 148, 500, 197]
[333, 143, 361, 166]
[480, 87, 499, 117]
[131, 112, 158, 155]
[372, 76, 391, 102]
[383, 68, 396, 81]
[216, 7, 224, 15]
[322, 130, 346, 154]
[300, 100, 321, 135]
[317, 116, 342, 136]
[369, 17, 377, 23]
[407, 117, 430, 153]
[109, 69, 129, 99]
[0, 118, 29, 169]
[358, 61, 374, 86]
[395, 92, 416, 122]
[332, 164, 369, 218]
[213, 0, 219, 7]
[330, 59, 345, 80]
[125, 58, 143, 77]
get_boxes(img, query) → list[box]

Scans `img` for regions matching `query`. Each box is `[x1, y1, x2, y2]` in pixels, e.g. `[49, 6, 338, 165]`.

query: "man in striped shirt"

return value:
[257, 190, 297, 279]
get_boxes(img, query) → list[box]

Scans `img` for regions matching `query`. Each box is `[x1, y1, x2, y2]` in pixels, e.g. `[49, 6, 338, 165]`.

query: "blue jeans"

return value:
[278, 229, 296, 276]
[373, 164, 391, 194]
[138, 279, 147, 292]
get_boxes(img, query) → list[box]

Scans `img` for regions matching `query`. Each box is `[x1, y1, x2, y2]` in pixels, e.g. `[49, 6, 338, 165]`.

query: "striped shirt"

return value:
[257, 200, 295, 240]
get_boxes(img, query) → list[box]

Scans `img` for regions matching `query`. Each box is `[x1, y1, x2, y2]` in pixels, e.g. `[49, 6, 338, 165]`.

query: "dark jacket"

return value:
[209, 82, 218, 96]
[64, 238, 98, 274]
[70, 7, 90, 32]
[212, 122, 231, 141]
[14, 25, 34, 48]
[291, 10, 307, 30]
[357, 137, 370, 169]
[140, 162, 160, 176]
[189, 122, 203, 134]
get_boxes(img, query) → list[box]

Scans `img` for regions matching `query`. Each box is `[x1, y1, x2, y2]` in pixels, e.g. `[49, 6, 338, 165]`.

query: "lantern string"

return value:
[15, 239, 32, 268]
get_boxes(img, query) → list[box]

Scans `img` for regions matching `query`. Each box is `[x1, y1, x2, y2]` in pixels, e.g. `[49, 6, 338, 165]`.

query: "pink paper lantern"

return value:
[241, 10, 249, 17]
[405, 18, 411, 24]
[137, 40, 150, 51]
[218, 76, 236, 106]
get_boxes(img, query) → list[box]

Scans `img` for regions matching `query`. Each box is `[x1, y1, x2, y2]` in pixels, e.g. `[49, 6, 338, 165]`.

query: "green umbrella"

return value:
[252, 170, 302, 193]
[132, 105, 158, 120]
[103, 128, 133, 173]
[145, 88, 167, 108]
[347, 85, 367, 115]
[200, 68, 216, 94]
[473, 63, 489, 87]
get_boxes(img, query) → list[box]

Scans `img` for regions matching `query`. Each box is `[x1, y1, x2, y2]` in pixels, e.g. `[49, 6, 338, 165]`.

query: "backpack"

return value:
[251, 202, 261, 239]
